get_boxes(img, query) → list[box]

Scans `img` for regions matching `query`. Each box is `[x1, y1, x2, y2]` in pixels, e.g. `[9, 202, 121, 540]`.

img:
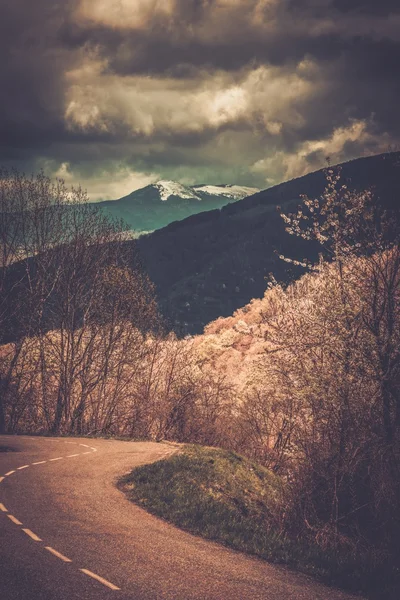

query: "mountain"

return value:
[94, 181, 259, 232]
[137, 152, 400, 334]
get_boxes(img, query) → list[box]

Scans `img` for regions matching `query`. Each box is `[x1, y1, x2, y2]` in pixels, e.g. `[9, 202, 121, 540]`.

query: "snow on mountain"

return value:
[95, 179, 261, 233]
[193, 184, 260, 200]
[152, 181, 259, 202]
[154, 181, 200, 201]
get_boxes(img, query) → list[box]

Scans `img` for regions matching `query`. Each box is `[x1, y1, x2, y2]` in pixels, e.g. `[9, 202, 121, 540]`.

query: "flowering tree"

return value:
[275, 166, 400, 548]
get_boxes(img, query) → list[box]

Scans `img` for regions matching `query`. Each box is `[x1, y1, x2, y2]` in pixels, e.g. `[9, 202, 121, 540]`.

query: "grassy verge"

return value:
[119, 445, 290, 558]
[118, 444, 399, 599]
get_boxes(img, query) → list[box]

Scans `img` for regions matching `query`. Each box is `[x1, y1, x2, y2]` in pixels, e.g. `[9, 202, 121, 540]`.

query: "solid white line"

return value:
[80, 444, 90, 448]
[7, 514, 22, 525]
[5, 470, 15, 476]
[80, 569, 120, 591]
[22, 528, 42, 541]
[17, 465, 29, 470]
[32, 461, 47, 465]
[66, 454, 80, 458]
[65, 442, 76, 445]
[82, 451, 92, 455]
[49, 457, 63, 462]
[0, 477, 4, 483]
[90, 448, 97, 452]
[0, 503, 8, 512]
[45, 546, 72, 562]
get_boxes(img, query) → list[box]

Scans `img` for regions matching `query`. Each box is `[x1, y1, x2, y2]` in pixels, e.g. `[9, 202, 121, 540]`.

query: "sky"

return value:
[1, 0, 399, 200]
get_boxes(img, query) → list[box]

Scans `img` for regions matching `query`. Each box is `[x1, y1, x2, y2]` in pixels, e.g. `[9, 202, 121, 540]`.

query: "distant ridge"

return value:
[92, 181, 259, 232]
[137, 152, 400, 334]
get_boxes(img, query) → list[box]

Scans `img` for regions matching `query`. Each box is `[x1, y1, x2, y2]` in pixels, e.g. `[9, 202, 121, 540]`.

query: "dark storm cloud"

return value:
[68, 0, 400, 74]
[1, 0, 399, 198]
[0, 1, 75, 160]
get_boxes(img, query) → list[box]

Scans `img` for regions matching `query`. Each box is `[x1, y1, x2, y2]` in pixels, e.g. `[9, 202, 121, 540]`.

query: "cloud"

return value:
[76, 0, 176, 29]
[0, 0, 399, 196]
[63, 56, 316, 140]
[52, 161, 158, 201]
[251, 118, 392, 182]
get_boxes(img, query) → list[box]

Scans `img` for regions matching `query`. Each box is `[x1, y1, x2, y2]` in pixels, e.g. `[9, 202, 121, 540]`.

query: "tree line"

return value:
[0, 169, 230, 440]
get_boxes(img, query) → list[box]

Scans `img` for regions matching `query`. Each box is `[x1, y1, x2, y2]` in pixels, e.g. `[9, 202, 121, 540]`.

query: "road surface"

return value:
[0, 435, 362, 600]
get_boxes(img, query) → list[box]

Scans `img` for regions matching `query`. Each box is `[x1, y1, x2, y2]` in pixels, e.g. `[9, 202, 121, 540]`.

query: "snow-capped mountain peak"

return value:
[151, 181, 259, 202]
[94, 179, 260, 232]
[154, 181, 200, 201]
[193, 184, 260, 200]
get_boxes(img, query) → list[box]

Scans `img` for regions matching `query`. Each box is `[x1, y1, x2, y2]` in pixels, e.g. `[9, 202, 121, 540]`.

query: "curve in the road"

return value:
[0, 438, 121, 592]
[0, 436, 363, 600]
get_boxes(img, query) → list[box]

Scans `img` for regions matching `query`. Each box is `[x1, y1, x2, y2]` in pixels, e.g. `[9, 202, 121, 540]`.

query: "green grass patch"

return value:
[119, 445, 311, 570]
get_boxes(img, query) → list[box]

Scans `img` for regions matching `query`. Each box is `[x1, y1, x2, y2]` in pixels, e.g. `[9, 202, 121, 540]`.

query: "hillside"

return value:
[137, 152, 400, 334]
[93, 181, 259, 233]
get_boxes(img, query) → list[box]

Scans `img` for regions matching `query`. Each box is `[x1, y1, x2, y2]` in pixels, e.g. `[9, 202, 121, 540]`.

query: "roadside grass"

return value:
[120, 445, 288, 554]
[118, 444, 399, 599]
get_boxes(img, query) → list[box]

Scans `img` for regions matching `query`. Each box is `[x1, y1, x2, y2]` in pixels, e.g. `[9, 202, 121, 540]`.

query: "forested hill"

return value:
[138, 152, 400, 334]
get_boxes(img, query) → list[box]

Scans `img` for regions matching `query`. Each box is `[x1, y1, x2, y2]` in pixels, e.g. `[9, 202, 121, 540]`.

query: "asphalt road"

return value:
[0, 435, 363, 600]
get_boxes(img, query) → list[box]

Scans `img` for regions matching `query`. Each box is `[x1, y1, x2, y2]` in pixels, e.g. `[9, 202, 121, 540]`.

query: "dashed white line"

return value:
[80, 569, 120, 591]
[22, 528, 42, 542]
[45, 546, 72, 563]
[0, 440, 113, 590]
[7, 514, 22, 525]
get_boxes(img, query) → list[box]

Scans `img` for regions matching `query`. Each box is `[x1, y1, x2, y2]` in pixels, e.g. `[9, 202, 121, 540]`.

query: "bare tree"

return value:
[0, 169, 159, 434]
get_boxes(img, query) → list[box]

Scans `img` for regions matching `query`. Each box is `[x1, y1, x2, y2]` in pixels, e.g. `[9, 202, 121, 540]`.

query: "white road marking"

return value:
[80, 569, 120, 591]
[45, 546, 72, 563]
[65, 442, 76, 445]
[22, 528, 42, 541]
[1, 439, 106, 589]
[7, 514, 22, 525]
